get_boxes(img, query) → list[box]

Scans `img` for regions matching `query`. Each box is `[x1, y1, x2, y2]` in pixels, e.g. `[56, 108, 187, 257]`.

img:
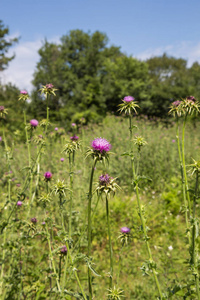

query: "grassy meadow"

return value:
[0, 111, 200, 299]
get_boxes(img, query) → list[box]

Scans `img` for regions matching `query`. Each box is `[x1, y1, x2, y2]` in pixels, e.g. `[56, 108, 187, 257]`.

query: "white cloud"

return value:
[135, 41, 200, 67]
[0, 36, 59, 93]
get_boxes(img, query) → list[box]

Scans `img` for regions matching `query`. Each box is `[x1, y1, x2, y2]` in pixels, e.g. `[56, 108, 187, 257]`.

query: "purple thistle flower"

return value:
[44, 172, 52, 180]
[121, 227, 131, 234]
[172, 139, 175, 143]
[20, 90, 28, 95]
[60, 245, 67, 255]
[42, 221, 46, 225]
[0, 106, 5, 112]
[172, 100, 181, 107]
[70, 135, 79, 141]
[0, 136, 2, 142]
[46, 83, 54, 89]
[16, 183, 21, 187]
[55, 127, 58, 131]
[187, 96, 196, 102]
[31, 217, 37, 224]
[91, 138, 111, 153]
[71, 123, 76, 127]
[99, 174, 112, 186]
[123, 96, 135, 102]
[60, 158, 64, 162]
[30, 119, 39, 127]
[17, 201, 22, 206]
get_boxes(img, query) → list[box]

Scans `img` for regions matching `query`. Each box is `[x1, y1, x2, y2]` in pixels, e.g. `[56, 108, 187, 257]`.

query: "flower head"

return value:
[121, 227, 130, 234]
[187, 96, 196, 102]
[99, 174, 112, 186]
[44, 172, 52, 181]
[20, 90, 28, 95]
[0, 136, 2, 142]
[40, 83, 57, 96]
[19, 90, 29, 101]
[55, 127, 58, 131]
[123, 96, 135, 102]
[91, 138, 111, 153]
[0, 106, 8, 118]
[30, 119, 39, 127]
[60, 245, 67, 255]
[172, 100, 181, 107]
[118, 95, 139, 115]
[60, 157, 64, 162]
[31, 217, 37, 224]
[17, 201, 22, 206]
[70, 135, 79, 141]
[71, 123, 76, 127]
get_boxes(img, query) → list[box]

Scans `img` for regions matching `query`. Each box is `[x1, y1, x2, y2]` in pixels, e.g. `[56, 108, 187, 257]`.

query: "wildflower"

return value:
[71, 123, 76, 127]
[70, 135, 79, 141]
[19, 90, 29, 101]
[172, 139, 175, 143]
[133, 136, 147, 152]
[168, 245, 173, 251]
[91, 138, 111, 153]
[123, 96, 135, 102]
[86, 138, 112, 162]
[31, 217, 37, 224]
[0, 106, 8, 118]
[42, 221, 46, 226]
[187, 96, 196, 102]
[60, 158, 64, 162]
[172, 100, 181, 107]
[30, 119, 39, 127]
[99, 174, 112, 186]
[20, 90, 28, 95]
[44, 172, 52, 181]
[121, 227, 130, 234]
[0, 136, 2, 142]
[118, 95, 139, 115]
[55, 127, 58, 131]
[39, 83, 57, 96]
[17, 201, 22, 206]
[60, 245, 67, 255]
[96, 174, 121, 197]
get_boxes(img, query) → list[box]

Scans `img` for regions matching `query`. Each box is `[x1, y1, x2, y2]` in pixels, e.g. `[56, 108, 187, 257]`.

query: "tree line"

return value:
[1, 20, 200, 128]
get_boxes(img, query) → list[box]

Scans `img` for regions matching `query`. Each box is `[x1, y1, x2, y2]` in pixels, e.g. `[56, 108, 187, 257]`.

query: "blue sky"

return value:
[1, 0, 200, 91]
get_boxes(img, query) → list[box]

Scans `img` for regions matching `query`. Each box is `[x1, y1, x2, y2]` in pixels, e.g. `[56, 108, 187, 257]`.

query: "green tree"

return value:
[32, 30, 122, 123]
[0, 20, 19, 72]
[146, 54, 193, 116]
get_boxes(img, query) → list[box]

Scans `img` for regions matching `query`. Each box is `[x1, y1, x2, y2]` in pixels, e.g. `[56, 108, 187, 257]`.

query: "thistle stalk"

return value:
[106, 195, 113, 289]
[69, 152, 74, 238]
[88, 158, 97, 300]
[191, 170, 200, 299]
[176, 117, 190, 243]
[182, 114, 191, 217]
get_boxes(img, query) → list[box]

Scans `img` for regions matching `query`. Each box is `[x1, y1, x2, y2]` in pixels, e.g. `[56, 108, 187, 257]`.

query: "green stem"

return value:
[45, 93, 49, 134]
[69, 152, 74, 238]
[135, 184, 162, 298]
[176, 117, 190, 243]
[182, 115, 191, 217]
[65, 242, 87, 300]
[61, 253, 69, 298]
[191, 172, 200, 299]
[0, 229, 7, 296]
[45, 223, 61, 293]
[106, 195, 113, 289]
[88, 159, 97, 300]
[24, 110, 31, 168]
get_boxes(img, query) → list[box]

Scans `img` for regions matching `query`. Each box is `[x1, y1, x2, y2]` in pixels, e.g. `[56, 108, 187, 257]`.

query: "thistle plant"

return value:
[96, 174, 121, 289]
[86, 137, 112, 300]
[119, 96, 162, 299]
[40, 83, 57, 134]
[62, 135, 81, 238]
[187, 159, 200, 299]
[169, 96, 200, 242]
